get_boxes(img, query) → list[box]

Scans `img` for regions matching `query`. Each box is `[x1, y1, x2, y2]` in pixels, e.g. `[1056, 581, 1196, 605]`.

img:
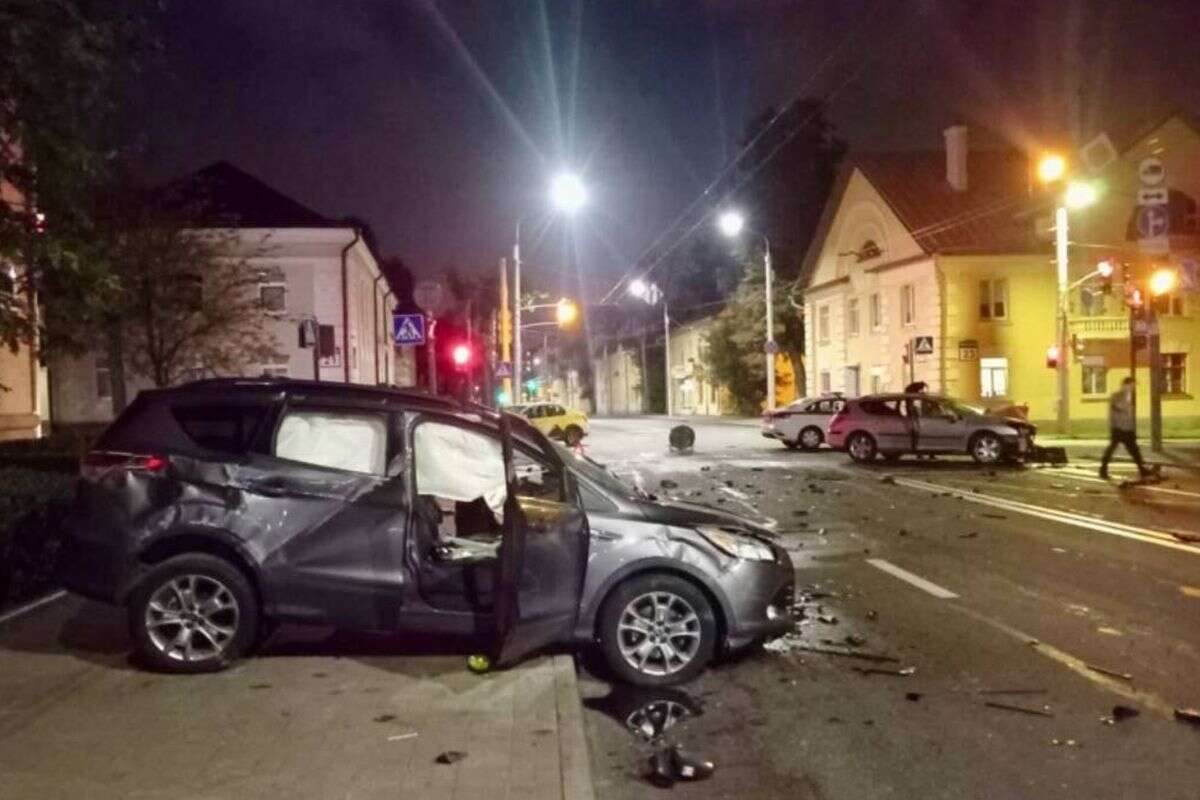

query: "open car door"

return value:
[493, 412, 589, 667]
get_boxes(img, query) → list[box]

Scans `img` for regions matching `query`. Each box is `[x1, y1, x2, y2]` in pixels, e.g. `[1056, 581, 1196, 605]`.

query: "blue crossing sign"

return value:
[392, 313, 426, 346]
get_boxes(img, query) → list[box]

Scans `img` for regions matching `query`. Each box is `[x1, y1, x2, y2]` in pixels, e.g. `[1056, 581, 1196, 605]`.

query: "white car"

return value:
[761, 394, 846, 450]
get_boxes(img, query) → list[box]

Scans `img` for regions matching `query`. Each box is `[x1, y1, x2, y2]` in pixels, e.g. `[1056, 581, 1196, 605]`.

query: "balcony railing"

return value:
[1068, 316, 1129, 339]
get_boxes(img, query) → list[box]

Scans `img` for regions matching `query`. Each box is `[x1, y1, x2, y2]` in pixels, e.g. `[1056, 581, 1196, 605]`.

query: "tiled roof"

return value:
[855, 150, 1037, 253]
[157, 161, 342, 229]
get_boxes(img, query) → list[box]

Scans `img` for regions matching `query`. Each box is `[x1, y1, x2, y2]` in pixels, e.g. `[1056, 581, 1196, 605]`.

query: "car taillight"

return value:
[81, 451, 168, 481]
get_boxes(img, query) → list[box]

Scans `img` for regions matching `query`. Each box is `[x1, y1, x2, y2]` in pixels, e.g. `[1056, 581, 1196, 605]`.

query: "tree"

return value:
[0, 0, 159, 358]
[704, 244, 806, 415]
[104, 201, 281, 390]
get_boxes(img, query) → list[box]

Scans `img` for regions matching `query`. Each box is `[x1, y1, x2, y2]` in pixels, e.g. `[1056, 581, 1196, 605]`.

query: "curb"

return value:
[552, 654, 595, 800]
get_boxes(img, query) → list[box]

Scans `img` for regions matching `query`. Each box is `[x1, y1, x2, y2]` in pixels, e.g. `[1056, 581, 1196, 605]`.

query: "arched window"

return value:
[857, 240, 882, 262]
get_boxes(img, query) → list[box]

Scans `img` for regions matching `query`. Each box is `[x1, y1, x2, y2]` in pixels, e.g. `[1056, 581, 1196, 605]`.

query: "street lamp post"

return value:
[718, 210, 777, 410]
[512, 172, 587, 404]
[1040, 154, 1098, 436]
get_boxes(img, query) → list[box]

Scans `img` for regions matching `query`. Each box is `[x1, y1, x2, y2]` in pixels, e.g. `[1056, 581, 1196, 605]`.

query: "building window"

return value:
[1154, 292, 1186, 317]
[870, 372, 884, 394]
[900, 284, 915, 327]
[869, 292, 882, 330]
[856, 240, 882, 262]
[980, 357, 1008, 398]
[980, 278, 1008, 320]
[259, 283, 286, 313]
[820, 370, 831, 393]
[96, 355, 112, 399]
[1081, 365, 1107, 395]
[1162, 353, 1186, 394]
[847, 297, 860, 336]
[818, 304, 830, 343]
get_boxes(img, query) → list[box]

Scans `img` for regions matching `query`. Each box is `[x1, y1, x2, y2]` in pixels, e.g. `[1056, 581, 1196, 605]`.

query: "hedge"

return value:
[0, 467, 75, 611]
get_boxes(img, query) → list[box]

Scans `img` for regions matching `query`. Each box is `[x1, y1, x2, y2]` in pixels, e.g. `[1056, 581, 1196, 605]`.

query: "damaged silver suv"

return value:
[61, 379, 793, 686]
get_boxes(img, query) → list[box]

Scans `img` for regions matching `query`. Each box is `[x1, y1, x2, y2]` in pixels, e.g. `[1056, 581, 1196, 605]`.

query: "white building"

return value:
[51, 162, 411, 427]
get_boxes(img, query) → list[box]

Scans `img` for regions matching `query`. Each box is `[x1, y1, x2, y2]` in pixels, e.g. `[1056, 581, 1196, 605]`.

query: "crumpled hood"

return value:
[633, 498, 775, 537]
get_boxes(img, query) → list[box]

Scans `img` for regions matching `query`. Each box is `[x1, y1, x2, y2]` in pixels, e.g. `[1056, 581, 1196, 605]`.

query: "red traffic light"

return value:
[451, 343, 472, 368]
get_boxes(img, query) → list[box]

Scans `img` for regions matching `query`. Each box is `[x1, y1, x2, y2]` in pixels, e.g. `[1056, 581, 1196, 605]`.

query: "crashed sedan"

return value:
[60, 378, 793, 686]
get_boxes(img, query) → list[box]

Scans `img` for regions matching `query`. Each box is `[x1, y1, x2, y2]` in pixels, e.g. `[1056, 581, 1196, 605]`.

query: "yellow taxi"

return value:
[510, 402, 589, 446]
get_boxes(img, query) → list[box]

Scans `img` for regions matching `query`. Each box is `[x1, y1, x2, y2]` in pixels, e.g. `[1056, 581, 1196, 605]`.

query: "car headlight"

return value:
[695, 526, 775, 561]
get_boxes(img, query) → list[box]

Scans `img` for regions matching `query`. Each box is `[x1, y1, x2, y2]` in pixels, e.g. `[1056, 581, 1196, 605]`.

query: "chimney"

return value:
[944, 125, 968, 192]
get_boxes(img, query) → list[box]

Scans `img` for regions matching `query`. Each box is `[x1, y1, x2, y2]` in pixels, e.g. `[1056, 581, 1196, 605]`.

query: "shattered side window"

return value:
[413, 421, 507, 522]
[274, 409, 388, 475]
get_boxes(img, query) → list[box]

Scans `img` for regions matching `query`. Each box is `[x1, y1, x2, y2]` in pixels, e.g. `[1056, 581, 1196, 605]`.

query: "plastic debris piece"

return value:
[1173, 708, 1200, 726]
[879, 475, 896, 485]
[388, 732, 419, 741]
[905, 692, 922, 702]
[435, 751, 467, 764]
[959, 531, 979, 539]
[466, 654, 492, 674]
[1051, 738, 1080, 747]
[982, 512, 1007, 520]
[985, 701, 1054, 718]
[1086, 663, 1132, 682]
[671, 744, 715, 781]
[796, 644, 898, 663]
[866, 610, 878, 621]
[1112, 705, 1139, 721]
[844, 634, 866, 647]
[700, 466, 711, 472]
[817, 614, 838, 625]
[853, 666, 915, 677]
[898, 528, 909, 536]
[659, 479, 679, 489]
[373, 714, 396, 723]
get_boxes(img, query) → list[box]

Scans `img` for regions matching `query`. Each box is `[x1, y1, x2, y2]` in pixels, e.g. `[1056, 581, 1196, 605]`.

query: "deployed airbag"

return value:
[414, 423, 507, 521]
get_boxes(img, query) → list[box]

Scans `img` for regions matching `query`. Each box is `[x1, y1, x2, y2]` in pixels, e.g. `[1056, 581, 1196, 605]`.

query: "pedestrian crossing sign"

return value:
[392, 314, 426, 346]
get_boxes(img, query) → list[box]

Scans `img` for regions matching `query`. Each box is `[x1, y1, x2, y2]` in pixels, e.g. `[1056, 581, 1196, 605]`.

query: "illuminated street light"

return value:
[550, 172, 587, 215]
[555, 298, 578, 326]
[1149, 267, 1178, 297]
[1096, 259, 1114, 278]
[1064, 181, 1098, 210]
[628, 278, 648, 299]
[717, 209, 745, 238]
[1037, 154, 1067, 184]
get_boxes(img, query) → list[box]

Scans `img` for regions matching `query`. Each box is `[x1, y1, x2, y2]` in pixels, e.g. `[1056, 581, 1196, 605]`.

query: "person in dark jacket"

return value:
[1099, 377, 1153, 479]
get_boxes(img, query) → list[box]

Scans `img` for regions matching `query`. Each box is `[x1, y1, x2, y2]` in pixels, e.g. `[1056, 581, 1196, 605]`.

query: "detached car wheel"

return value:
[128, 553, 259, 673]
[799, 426, 824, 451]
[599, 573, 717, 687]
[970, 432, 1004, 465]
[846, 432, 878, 463]
[564, 425, 584, 447]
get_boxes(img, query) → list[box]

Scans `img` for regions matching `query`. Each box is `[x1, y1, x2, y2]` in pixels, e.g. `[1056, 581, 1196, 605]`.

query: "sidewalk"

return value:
[0, 596, 594, 800]
[1038, 437, 1200, 470]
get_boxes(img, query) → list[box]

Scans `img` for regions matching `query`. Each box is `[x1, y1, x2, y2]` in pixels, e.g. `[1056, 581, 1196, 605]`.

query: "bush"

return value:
[0, 468, 75, 610]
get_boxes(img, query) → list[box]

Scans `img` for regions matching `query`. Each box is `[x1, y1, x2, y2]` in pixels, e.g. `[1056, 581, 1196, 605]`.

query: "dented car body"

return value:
[61, 378, 792, 686]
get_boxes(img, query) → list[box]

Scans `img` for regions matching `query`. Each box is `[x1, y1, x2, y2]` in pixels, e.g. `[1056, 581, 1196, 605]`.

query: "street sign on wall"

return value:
[392, 313, 426, 346]
[912, 336, 935, 355]
[1137, 156, 1169, 254]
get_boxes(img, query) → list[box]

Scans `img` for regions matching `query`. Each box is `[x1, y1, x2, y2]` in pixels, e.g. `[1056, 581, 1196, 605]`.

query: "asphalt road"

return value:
[578, 416, 1200, 799]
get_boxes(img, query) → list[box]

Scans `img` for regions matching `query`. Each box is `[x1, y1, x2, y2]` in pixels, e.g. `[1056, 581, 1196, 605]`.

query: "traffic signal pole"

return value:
[1149, 310, 1163, 452]
[1054, 206, 1071, 436]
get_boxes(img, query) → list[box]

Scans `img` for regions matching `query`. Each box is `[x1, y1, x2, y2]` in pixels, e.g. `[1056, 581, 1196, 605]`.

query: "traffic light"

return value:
[555, 298, 579, 328]
[451, 343, 472, 371]
[1045, 345, 1060, 369]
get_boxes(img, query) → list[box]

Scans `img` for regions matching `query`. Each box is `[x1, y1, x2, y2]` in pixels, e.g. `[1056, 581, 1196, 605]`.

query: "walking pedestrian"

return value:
[1099, 377, 1154, 479]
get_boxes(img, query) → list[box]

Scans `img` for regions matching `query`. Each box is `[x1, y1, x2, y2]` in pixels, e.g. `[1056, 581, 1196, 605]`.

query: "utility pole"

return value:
[764, 239, 776, 410]
[639, 329, 648, 413]
[513, 224, 523, 404]
[1149, 308, 1163, 452]
[1054, 205, 1070, 435]
[426, 319, 438, 395]
[663, 301, 672, 417]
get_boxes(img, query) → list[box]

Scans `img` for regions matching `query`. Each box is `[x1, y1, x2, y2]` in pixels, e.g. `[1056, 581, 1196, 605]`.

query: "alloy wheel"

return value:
[144, 574, 241, 663]
[848, 433, 875, 462]
[617, 591, 702, 677]
[800, 428, 823, 449]
[973, 433, 1002, 464]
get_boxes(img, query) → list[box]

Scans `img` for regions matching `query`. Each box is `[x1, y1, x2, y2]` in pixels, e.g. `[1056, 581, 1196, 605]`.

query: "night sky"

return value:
[134, 0, 1200, 297]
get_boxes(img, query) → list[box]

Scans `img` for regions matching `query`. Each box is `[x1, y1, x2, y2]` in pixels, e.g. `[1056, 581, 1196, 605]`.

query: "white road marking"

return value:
[1045, 465, 1200, 500]
[0, 590, 67, 626]
[892, 476, 1200, 554]
[866, 558, 959, 599]
[719, 486, 749, 500]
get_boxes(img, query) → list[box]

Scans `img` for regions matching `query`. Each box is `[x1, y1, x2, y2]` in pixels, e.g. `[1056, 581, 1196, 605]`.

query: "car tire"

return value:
[128, 553, 259, 674]
[564, 425, 584, 447]
[598, 573, 718, 687]
[798, 426, 824, 451]
[846, 432, 878, 463]
[969, 431, 1004, 465]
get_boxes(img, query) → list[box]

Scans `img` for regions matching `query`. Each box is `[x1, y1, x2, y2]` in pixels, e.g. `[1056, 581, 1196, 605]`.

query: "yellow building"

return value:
[0, 169, 49, 440]
[802, 119, 1199, 436]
